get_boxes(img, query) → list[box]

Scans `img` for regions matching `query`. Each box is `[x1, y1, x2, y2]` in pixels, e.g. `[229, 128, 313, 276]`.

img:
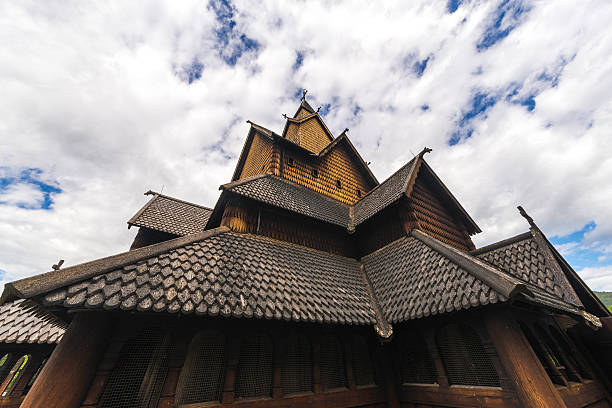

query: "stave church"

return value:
[0, 94, 611, 408]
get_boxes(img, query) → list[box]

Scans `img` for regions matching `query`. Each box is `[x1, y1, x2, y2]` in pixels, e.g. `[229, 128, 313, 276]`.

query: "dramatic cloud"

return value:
[1, 0, 612, 290]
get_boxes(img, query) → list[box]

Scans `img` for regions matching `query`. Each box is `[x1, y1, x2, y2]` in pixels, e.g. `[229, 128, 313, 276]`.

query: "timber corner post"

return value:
[20, 312, 113, 408]
[484, 309, 568, 408]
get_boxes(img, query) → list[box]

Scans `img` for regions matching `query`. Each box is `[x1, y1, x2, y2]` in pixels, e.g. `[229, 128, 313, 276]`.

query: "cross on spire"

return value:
[301, 89, 308, 101]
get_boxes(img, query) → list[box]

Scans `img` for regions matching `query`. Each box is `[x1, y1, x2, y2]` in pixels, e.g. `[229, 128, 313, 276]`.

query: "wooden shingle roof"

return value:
[128, 191, 212, 237]
[0, 299, 66, 344]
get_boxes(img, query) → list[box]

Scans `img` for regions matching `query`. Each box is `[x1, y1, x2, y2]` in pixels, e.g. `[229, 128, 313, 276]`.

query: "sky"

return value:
[1, 0, 612, 291]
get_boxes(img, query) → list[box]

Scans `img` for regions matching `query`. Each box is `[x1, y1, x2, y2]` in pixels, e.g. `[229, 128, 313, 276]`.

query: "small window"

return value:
[235, 333, 273, 399]
[0, 353, 12, 382]
[287, 158, 294, 167]
[398, 334, 437, 384]
[175, 330, 227, 404]
[1, 354, 30, 397]
[320, 334, 346, 390]
[356, 189, 362, 198]
[336, 180, 342, 189]
[436, 324, 500, 387]
[23, 356, 49, 394]
[352, 335, 375, 386]
[312, 169, 318, 178]
[282, 333, 312, 395]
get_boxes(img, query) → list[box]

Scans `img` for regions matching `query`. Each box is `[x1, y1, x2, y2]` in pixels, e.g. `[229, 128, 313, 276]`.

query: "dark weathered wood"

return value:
[484, 310, 567, 408]
[20, 312, 112, 408]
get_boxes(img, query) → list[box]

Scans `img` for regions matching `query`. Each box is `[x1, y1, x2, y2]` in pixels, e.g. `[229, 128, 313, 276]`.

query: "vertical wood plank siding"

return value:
[240, 133, 274, 179]
[221, 199, 355, 256]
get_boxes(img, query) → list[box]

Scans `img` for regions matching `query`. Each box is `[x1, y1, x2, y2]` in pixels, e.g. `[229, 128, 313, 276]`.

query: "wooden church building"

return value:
[0, 95, 611, 408]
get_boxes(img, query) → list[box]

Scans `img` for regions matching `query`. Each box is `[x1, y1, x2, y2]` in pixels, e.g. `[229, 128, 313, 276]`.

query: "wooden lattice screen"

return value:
[98, 327, 170, 408]
[175, 330, 226, 404]
[234, 333, 273, 399]
[281, 333, 312, 395]
[436, 324, 500, 387]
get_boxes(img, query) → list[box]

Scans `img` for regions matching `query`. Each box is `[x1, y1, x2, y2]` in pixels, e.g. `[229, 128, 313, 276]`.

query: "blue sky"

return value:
[1, 0, 612, 290]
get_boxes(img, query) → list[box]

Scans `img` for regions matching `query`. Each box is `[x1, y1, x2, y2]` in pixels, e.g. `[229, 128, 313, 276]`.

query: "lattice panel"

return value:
[399, 335, 437, 384]
[520, 323, 565, 385]
[175, 330, 226, 404]
[98, 327, 170, 408]
[235, 333, 273, 399]
[281, 333, 312, 394]
[535, 326, 579, 382]
[551, 326, 592, 380]
[320, 334, 346, 390]
[436, 324, 500, 387]
[352, 335, 375, 386]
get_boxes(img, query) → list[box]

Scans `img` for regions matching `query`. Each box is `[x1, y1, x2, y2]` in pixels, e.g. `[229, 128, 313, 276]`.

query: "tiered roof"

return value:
[0, 96, 606, 339]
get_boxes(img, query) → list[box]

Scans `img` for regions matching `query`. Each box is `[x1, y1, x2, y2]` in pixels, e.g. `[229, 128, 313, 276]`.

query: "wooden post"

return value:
[484, 310, 567, 408]
[379, 344, 400, 408]
[20, 312, 112, 408]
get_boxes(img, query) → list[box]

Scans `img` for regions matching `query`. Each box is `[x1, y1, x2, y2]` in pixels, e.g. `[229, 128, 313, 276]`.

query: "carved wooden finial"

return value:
[301, 89, 308, 101]
[317, 106, 321, 113]
[52, 259, 64, 271]
[517, 206, 536, 228]
[282, 113, 288, 119]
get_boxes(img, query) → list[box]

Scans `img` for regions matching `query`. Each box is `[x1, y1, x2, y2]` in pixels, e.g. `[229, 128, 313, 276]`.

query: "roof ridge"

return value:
[143, 190, 213, 211]
[359, 263, 392, 340]
[354, 156, 417, 204]
[410, 229, 532, 299]
[469, 231, 533, 256]
[220, 173, 269, 190]
[2, 226, 230, 302]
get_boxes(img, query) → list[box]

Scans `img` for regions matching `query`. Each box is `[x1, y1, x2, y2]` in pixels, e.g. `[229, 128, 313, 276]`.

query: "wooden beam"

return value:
[20, 312, 112, 408]
[484, 310, 567, 408]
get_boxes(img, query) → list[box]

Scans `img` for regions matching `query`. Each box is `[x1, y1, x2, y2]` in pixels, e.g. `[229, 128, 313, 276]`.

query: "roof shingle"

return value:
[222, 175, 351, 228]
[41, 231, 377, 326]
[0, 300, 66, 344]
[128, 192, 212, 237]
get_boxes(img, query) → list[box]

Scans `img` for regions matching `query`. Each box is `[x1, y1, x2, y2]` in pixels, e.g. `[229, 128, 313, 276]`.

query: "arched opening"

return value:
[98, 327, 170, 408]
[281, 333, 312, 395]
[235, 333, 273, 399]
[320, 334, 346, 391]
[175, 330, 227, 404]
[351, 335, 375, 386]
[436, 324, 499, 387]
[0, 354, 30, 397]
[397, 334, 437, 384]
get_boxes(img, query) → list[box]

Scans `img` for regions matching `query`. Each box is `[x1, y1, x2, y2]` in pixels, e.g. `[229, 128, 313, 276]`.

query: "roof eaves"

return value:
[127, 193, 158, 227]
[2, 227, 230, 303]
[411, 229, 532, 299]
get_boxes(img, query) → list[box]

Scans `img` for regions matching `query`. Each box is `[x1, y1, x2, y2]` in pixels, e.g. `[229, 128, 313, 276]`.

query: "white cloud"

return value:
[1, 0, 612, 291]
[0, 183, 45, 208]
[577, 266, 612, 291]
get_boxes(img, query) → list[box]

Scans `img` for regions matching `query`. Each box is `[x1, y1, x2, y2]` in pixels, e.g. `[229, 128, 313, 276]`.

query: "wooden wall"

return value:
[281, 145, 372, 205]
[74, 306, 611, 408]
[80, 315, 388, 408]
[240, 133, 274, 180]
[220, 198, 356, 257]
[404, 173, 474, 251]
